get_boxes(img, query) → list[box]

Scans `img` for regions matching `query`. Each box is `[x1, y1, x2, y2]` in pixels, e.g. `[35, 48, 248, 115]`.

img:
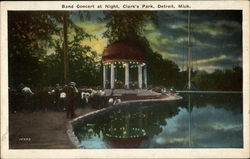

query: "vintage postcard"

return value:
[1, 1, 249, 158]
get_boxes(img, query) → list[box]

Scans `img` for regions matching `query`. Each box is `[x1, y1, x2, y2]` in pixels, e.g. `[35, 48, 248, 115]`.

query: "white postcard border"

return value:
[1, 1, 249, 158]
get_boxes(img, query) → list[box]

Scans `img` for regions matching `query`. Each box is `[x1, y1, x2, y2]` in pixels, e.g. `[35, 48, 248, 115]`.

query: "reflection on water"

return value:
[73, 93, 243, 148]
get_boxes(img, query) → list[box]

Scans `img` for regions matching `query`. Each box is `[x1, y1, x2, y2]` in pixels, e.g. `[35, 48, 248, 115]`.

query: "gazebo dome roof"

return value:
[102, 41, 146, 63]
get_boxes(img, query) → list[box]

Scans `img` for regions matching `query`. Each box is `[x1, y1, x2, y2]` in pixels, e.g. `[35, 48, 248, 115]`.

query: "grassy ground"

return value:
[9, 107, 97, 149]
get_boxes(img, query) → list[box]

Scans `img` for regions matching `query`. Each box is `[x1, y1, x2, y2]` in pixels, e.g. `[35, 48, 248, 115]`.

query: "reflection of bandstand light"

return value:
[105, 127, 147, 138]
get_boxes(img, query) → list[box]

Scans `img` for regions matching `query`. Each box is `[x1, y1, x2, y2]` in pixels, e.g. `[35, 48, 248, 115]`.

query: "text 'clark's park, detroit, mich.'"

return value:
[62, 4, 191, 9]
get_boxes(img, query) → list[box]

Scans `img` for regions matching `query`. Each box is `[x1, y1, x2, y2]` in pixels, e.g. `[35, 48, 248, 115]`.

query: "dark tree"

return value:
[192, 66, 242, 91]
[8, 11, 59, 87]
[8, 11, 100, 88]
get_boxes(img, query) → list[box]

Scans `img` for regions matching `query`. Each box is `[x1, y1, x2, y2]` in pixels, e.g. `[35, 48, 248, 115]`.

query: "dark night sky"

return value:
[73, 10, 242, 72]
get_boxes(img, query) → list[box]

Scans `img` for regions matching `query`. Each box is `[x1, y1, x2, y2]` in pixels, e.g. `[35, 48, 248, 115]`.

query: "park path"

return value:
[9, 108, 96, 149]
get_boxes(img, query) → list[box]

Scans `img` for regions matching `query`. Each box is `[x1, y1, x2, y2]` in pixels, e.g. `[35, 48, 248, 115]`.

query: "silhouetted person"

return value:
[59, 90, 67, 111]
[54, 83, 61, 109]
[64, 82, 78, 119]
[108, 97, 114, 106]
[16, 83, 34, 111]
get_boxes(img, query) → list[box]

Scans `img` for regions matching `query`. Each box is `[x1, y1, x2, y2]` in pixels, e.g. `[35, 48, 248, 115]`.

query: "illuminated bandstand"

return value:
[102, 41, 147, 89]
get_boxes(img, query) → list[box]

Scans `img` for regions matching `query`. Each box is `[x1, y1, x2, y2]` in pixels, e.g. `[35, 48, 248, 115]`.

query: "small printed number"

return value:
[19, 137, 31, 141]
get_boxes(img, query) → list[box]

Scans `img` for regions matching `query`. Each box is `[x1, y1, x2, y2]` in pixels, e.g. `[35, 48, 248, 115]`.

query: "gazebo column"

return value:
[114, 64, 117, 82]
[110, 63, 115, 89]
[125, 62, 129, 89]
[103, 65, 107, 89]
[143, 65, 147, 88]
[138, 64, 143, 89]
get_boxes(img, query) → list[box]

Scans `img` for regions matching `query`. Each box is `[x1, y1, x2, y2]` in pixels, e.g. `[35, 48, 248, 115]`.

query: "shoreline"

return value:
[67, 94, 182, 149]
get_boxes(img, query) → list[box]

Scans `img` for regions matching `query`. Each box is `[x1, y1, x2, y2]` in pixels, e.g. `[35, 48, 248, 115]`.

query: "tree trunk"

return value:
[63, 12, 69, 84]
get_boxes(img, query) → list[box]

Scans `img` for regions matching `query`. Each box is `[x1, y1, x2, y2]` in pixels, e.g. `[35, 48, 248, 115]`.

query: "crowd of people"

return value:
[9, 82, 109, 118]
[9, 82, 176, 119]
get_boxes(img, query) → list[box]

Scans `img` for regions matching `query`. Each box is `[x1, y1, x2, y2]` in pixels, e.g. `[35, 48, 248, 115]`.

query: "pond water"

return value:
[73, 93, 243, 149]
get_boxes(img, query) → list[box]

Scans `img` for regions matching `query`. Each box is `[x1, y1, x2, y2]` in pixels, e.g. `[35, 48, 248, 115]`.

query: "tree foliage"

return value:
[103, 11, 157, 44]
[193, 66, 242, 91]
[8, 11, 59, 87]
[8, 11, 100, 88]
